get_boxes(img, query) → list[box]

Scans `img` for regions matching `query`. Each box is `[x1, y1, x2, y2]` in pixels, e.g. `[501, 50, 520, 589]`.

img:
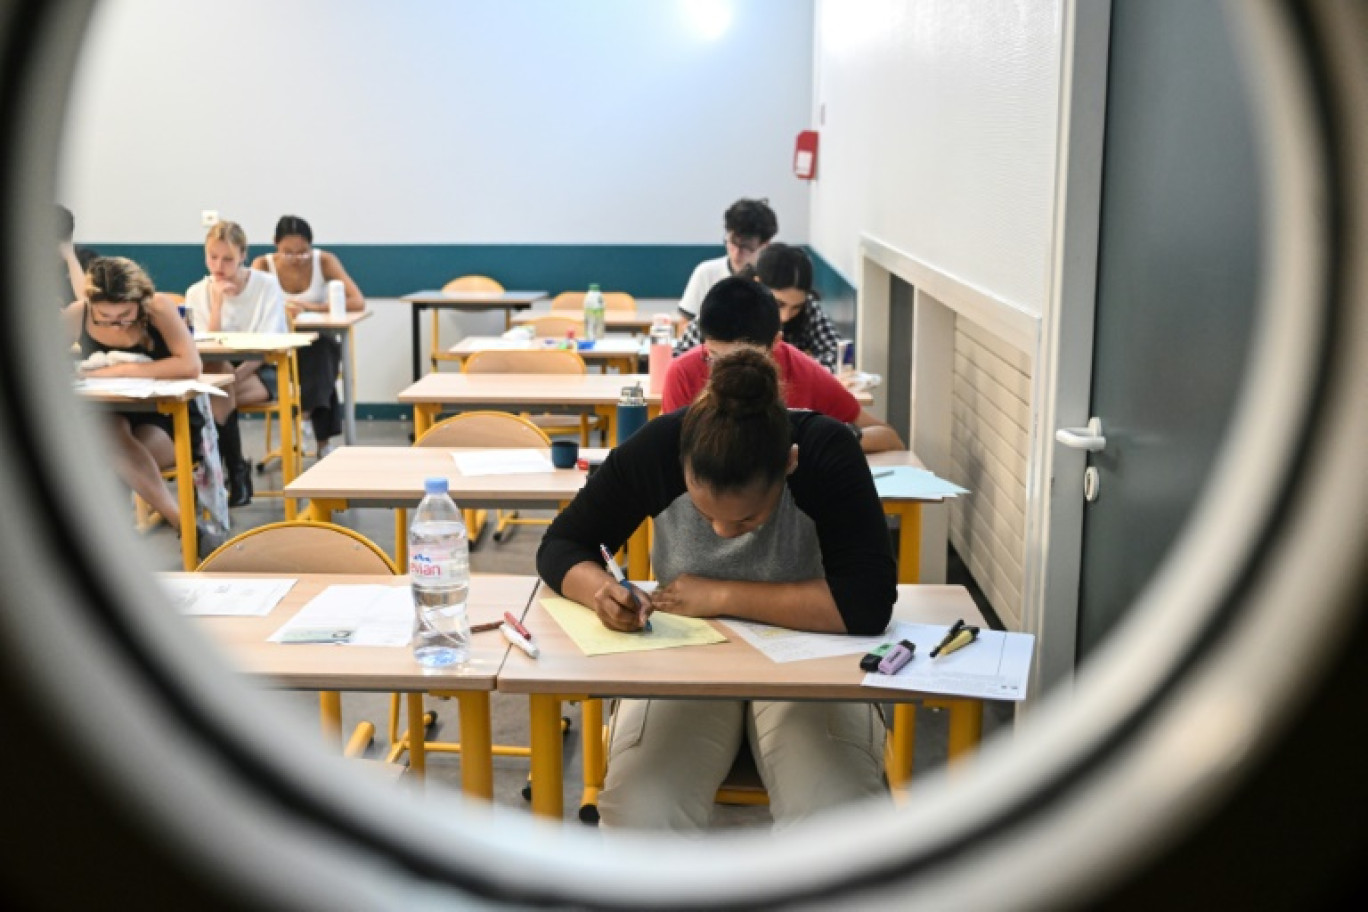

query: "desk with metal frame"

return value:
[197, 332, 315, 519]
[182, 571, 538, 798]
[77, 373, 234, 570]
[498, 583, 991, 819]
[397, 290, 549, 380]
[291, 309, 373, 445]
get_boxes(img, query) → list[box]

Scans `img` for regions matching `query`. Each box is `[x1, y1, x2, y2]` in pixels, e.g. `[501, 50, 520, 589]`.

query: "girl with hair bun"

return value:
[538, 347, 897, 832]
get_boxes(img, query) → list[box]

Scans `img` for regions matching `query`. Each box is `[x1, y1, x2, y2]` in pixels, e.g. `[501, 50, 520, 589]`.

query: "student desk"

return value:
[182, 571, 539, 798]
[291, 310, 373, 445]
[77, 373, 234, 570]
[867, 450, 944, 584]
[397, 290, 549, 380]
[498, 583, 989, 819]
[448, 335, 644, 375]
[197, 332, 316, 519]
[397, 372, 663, 443]
[511, 302, 683, 337]
[284, 445, 602, 564]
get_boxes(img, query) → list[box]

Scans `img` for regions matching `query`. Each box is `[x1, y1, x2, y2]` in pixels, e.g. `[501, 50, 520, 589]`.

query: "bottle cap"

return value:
[423, 477, 448, 495]
[619, 382, 646, 405]
[588, 283, 600, 291]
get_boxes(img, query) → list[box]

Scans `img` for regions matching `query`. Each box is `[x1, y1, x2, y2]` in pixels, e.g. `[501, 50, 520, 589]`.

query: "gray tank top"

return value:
[650, 486, 823, 585]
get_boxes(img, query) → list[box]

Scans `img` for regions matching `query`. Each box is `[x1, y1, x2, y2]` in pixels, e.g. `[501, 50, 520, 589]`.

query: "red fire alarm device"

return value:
[794, 130, 819, 180]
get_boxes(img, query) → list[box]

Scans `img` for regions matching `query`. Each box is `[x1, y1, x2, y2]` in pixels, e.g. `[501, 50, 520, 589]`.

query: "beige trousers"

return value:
[598, 699, 888, 832]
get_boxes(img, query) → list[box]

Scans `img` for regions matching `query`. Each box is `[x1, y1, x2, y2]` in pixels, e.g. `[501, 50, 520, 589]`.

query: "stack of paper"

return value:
[872, 466, 969, 500]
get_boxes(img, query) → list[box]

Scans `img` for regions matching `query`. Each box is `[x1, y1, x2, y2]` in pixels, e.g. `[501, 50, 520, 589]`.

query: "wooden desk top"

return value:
[196, 332, 317, 355]
[397, 372, 659, 407]
[400, 290, 548, 307]
[284, 445, 589, 505]
[291, 309, 374, 330]
[75, 373, 235, 405]
[497, 583, 986, 700]
[448, 336, 645, 359]
[181, 572, 539, 691]
[511, 308, 680, 331]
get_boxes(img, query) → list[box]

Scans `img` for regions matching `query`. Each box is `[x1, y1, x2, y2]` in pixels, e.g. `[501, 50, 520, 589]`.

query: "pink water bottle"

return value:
[647, 316, 674, 394]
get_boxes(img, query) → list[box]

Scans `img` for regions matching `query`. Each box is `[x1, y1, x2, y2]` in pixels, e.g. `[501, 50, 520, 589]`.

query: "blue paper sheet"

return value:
[872, 466, 969, 500]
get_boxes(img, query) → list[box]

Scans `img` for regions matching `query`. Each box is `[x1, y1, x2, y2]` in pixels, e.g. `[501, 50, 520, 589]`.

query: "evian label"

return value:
[410, 545, 458, 580]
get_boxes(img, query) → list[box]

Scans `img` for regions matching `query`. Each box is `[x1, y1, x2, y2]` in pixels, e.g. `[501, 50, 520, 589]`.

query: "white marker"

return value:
[500, 622, 540, 659]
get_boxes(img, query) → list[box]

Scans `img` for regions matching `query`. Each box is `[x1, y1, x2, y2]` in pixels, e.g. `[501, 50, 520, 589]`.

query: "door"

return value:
[1073, 0, 1262, 661]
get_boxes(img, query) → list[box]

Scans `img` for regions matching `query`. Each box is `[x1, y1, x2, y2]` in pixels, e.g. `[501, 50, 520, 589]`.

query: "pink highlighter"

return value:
[877, 639, 917, 675]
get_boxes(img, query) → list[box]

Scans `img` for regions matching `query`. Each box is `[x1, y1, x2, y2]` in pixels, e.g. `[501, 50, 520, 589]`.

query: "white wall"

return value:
[809, 0, 1061, 314]
[59, 0, 813, 245]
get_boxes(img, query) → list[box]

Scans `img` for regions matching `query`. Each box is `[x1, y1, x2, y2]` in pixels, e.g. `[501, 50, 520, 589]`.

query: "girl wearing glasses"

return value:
[64, 257, 221, 557]
[185, 220, 287, 506]
[251, 215, 364, 459]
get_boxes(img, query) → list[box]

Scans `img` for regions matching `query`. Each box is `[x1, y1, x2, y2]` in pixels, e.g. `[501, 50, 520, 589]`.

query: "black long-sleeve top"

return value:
[536, 409, 896, 635]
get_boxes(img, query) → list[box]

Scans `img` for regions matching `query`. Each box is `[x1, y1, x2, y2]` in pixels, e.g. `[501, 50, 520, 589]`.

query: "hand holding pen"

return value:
[599, 543, 652, 633]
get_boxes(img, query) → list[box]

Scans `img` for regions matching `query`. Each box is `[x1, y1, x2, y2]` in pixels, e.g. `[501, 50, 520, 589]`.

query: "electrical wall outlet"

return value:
[200, 210, 218, 227]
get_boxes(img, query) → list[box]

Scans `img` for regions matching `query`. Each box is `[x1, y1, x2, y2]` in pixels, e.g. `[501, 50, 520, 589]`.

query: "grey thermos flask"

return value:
[616, 382, 647, 445]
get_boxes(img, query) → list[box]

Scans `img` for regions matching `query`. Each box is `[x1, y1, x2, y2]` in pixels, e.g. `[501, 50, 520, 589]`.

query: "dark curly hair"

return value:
[681, 346, 791, 493]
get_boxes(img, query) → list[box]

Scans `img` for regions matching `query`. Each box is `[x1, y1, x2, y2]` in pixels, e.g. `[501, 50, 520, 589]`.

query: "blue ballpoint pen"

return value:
[599, 543, 651, 632]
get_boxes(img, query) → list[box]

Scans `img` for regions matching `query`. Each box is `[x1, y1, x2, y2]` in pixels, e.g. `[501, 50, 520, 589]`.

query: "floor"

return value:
[139, 417, 1014, 830]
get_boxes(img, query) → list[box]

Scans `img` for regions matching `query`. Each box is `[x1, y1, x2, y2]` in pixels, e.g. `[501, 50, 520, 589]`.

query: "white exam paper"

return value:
[721, 618, 891, 663]
[862, 622, 1034, 701]
[451, 449, 555, 476]
[160, 577, 296, 617]
[75, 378, 229, 399]
[268, 585, 413, 647]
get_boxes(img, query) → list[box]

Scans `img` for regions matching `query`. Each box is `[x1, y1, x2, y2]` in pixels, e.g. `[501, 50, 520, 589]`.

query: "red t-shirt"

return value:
[662, 341, 861, 422]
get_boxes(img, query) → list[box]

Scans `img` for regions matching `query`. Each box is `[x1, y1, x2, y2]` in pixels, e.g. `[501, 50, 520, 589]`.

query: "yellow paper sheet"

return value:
[541, 597, 728, 656]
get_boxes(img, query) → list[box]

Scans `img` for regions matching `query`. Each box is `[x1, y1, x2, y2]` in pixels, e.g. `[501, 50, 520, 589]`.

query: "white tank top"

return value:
[267, 249, 327, 304]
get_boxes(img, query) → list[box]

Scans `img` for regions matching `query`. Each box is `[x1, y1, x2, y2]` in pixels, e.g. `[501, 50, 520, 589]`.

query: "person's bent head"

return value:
[273, 214, 313, 260]
[754, 242, 816, 327]
[85, 256, 155, 328]
[698, 276, 781, 362]
[722, 198, 778, 273]
[204, 220, 249, 281]
[680, 347, 795, 539]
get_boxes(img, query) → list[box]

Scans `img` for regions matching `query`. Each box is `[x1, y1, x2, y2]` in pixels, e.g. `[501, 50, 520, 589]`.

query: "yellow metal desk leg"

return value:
[413, 403, 438, 439]
[456, 692, 494, 800]
[274, 352, 299, 520]
[581, 698, 605, 814]
[887, 502, 921, 583]
[889, 703, 916, 792]
[529, 694, 565, 819]
[945, 699, 984, 767]
[319, 691, 343, 748]
[406, 693, 427, 781]
[163, 400, 197, 570]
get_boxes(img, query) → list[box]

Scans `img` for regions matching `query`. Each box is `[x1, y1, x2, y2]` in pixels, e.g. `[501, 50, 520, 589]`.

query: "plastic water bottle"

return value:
[583, 283, 606, 342]
[409, 477, 471, 667]
[647, 316, 674, 394]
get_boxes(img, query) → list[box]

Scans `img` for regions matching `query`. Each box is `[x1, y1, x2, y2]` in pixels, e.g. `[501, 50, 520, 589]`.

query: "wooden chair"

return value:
[433, 275, 504, 371]
[527, 314, 585, 339]
[550, 291, 636, 311]
[395, 411, 554, 547]
[462, 349, 601, 446]
[196, 521, 398, 763]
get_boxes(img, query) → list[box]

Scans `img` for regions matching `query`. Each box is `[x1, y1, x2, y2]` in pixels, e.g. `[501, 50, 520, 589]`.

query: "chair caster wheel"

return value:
[578, 804, 600, 825]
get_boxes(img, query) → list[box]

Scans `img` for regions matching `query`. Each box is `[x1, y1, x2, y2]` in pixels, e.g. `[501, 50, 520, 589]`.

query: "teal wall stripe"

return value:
[89, 243, 718, 300]
[805, 245, 858, 339]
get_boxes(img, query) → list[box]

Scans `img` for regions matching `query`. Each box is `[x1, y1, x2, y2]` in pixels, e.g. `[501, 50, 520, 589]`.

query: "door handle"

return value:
[1055, 417, 1106, 452]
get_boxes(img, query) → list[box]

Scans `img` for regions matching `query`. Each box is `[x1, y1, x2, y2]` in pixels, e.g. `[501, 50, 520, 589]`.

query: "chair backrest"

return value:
[463, 349, 587, 374]
[443, 275, 505, 294]
[415, 410, 553, 448]
[550, 291, 636, 311]
[527, 314, 586, 338]
[196, 521, 397, 574]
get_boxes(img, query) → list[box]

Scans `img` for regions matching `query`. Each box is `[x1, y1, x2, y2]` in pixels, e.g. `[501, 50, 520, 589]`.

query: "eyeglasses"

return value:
[724, 234, 762, 255]
[89, 316, 142, 328]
